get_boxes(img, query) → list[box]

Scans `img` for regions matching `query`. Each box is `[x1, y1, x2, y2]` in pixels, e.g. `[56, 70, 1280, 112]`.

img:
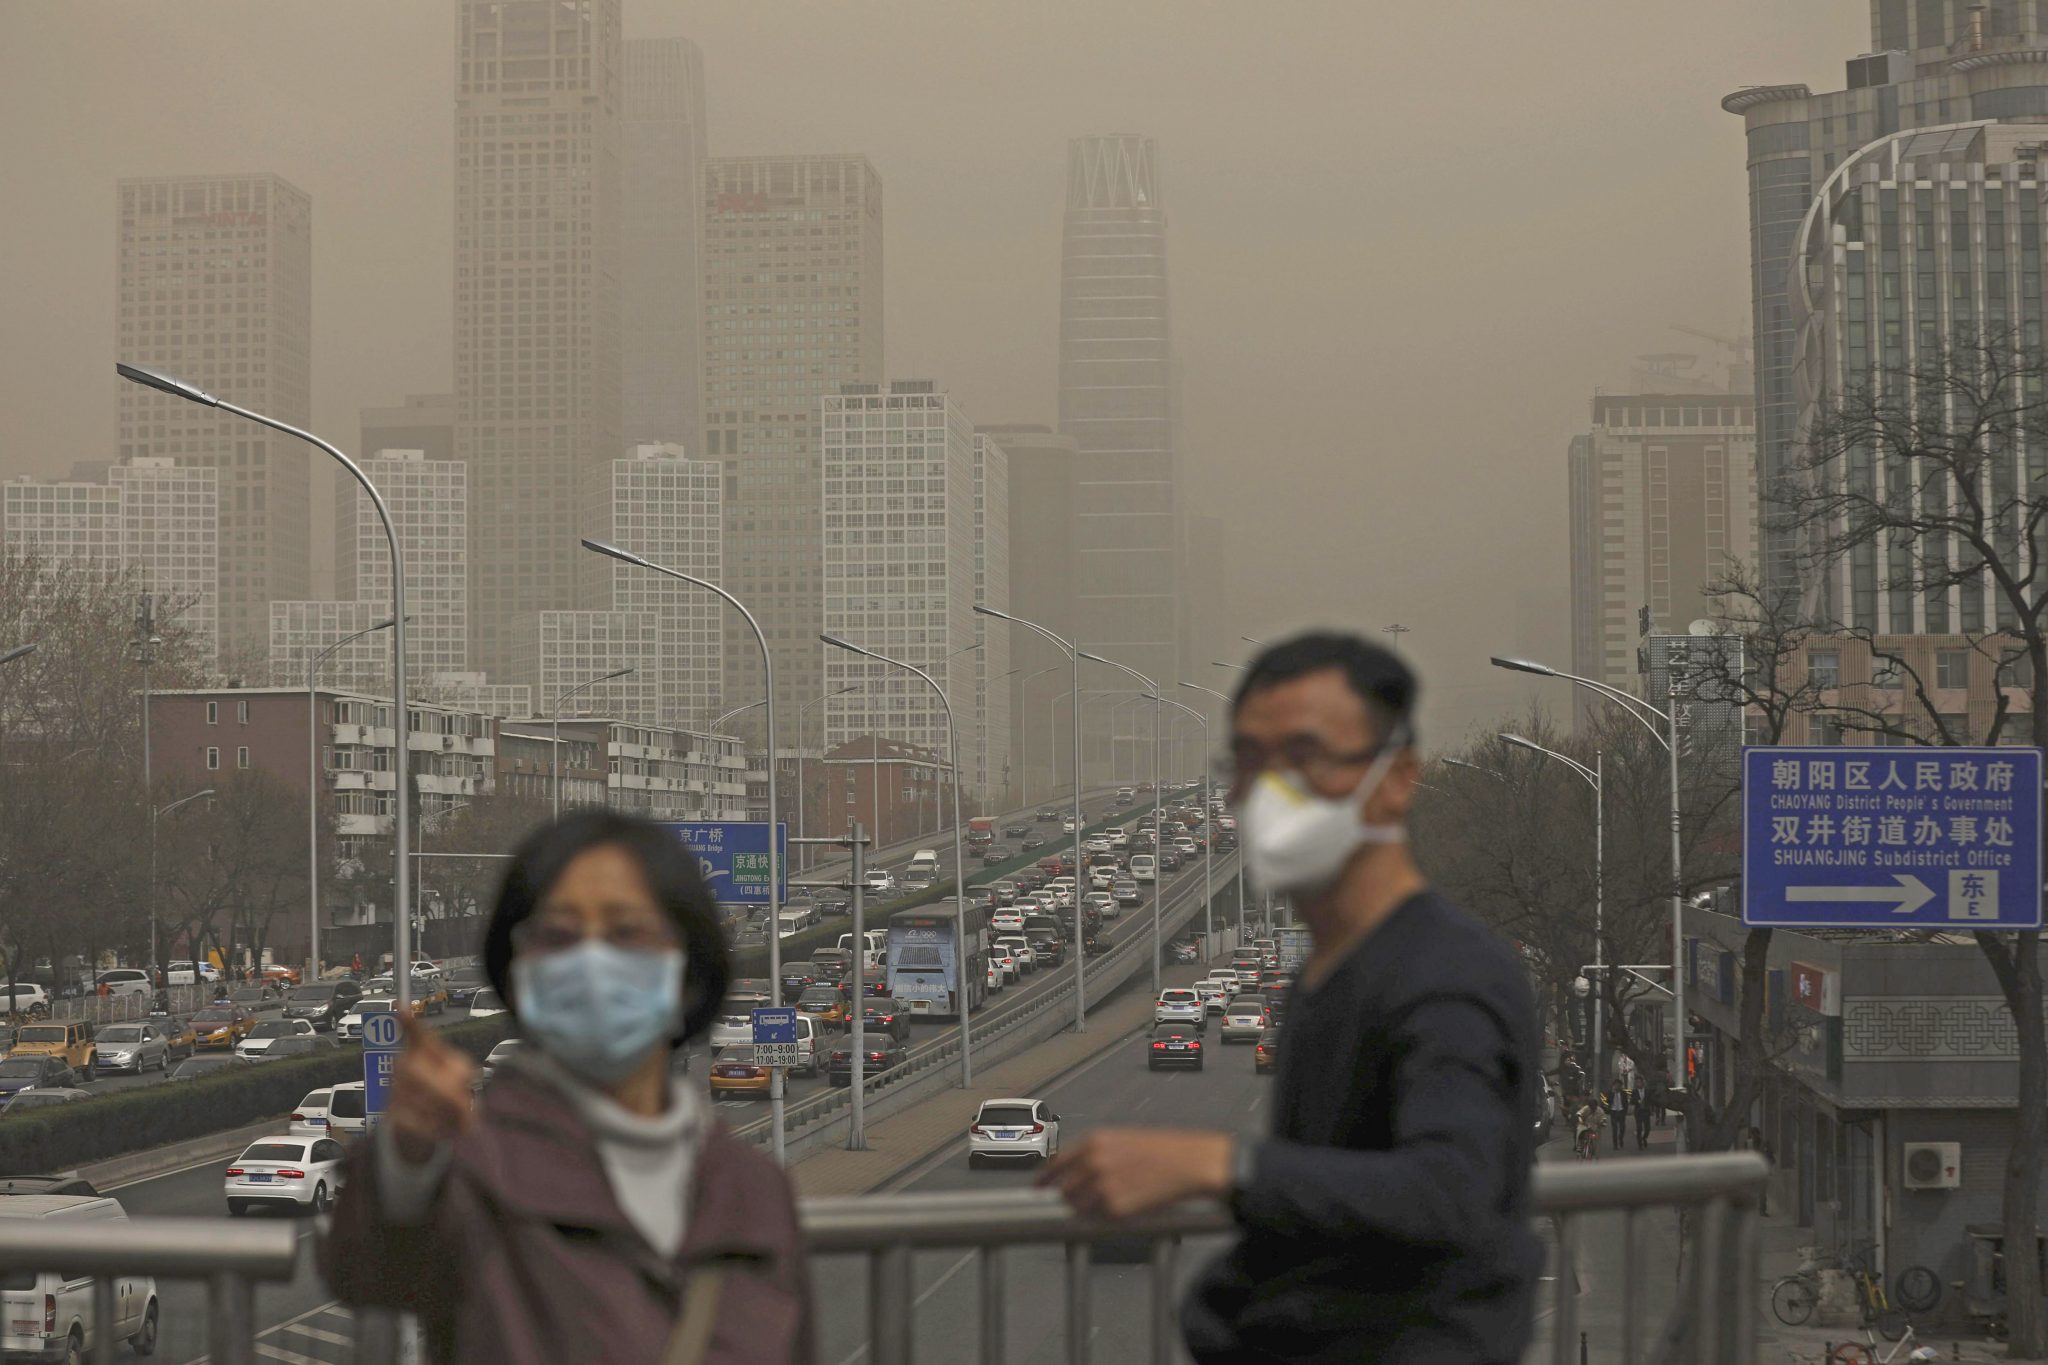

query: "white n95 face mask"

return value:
[1239, 738, 1407, 898]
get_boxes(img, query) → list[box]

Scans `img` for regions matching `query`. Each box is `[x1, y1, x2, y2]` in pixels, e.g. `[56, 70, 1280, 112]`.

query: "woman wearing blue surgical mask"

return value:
[320, 811, 815, 1365]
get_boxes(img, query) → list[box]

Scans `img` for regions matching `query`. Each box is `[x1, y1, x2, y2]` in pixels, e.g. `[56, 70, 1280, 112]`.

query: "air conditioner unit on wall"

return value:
[1903, 1142, 1962, 1190]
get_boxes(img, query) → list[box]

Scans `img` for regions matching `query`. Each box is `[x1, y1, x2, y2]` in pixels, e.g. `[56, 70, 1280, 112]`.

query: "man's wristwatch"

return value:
[1226, 1139, 1258, 1218]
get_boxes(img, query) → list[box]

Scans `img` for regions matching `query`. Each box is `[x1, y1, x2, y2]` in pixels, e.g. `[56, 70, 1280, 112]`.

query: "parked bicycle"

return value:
[1828, 1319, 1937, 1365]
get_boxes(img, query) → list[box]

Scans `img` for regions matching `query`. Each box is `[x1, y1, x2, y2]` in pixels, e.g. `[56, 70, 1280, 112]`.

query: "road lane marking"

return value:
[1247, 1094, 1262, 1113]
[282, 1321, 352, 1346]
[255, 1344, 324, 1364]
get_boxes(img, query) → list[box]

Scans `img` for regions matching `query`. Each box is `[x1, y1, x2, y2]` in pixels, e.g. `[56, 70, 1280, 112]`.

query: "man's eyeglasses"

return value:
[1216, 737, 1392, 792]
[512, 919, 679, 957]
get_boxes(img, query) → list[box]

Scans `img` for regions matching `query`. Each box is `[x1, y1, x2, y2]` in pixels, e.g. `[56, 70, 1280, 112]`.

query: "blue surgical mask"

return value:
[510, 940, 685, 1082]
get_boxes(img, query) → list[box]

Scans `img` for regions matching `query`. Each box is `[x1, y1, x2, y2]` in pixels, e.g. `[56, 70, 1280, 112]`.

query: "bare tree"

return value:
[1789, 331, 2048, 1356]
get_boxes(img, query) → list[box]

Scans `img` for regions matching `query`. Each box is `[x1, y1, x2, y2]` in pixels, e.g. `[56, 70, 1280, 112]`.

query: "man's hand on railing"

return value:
[389, 1009, 478, 1163]
[1038, 1128, 1234, 1220]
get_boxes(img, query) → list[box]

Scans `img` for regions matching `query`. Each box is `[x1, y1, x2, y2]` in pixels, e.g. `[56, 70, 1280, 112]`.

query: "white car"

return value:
[1130, 855, 1156, 884]
[995, 936, 1035, 974]
[1061, 819, 1078, 834]
[1174, 837, 1200, 857]
[166, 959, 221, 986]
[1110, 829, 1131, 850]
[990, 911, 1026, 935]
[289, 1088, 333, 1138]
[336, 998, 394, 1042]
[225, 1134, 347, 1215]
[1210, 969, 1242, 998]
[990, 946, 1020, 983]
[1089, 866, 1116, 890]
[985, 959, 1005, 993]
[862, 870, 896, 895]
[93, 969, 153, 999]
[481, 1038, 524, 1082]
[1084, 890, 1118, 920]
[467, 987, 508, 1020]
[327, 1081, 369, 1137]
[0, 983, 50, 1014]
[1192, 978, 1230, 1015]
[1084, 837, 1112, 855]
[1113, 879, 1142, 907]
[236, 1018, 316, 1060]
[710, 1005, 757, 1051]
[968, 1097, 1061, 1167]
[1221, 1000, 1269, 1042]
[1154, 989, 1205, 1030]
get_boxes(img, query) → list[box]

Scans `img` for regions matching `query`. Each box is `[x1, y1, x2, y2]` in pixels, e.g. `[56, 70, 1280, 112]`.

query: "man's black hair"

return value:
[482, 809, 731, 1044]
[1232, 631, 1419, 746]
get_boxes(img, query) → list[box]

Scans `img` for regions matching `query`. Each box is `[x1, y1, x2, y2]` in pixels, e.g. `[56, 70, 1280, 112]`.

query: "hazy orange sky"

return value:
[0, 0, 1866, 738]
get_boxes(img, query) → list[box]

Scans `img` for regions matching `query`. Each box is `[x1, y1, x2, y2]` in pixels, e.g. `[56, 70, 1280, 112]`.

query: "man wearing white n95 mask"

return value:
[1040, 631, 1541, 1364]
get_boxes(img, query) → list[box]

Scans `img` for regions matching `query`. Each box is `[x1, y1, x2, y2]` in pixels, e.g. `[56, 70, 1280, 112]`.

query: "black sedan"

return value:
[1020, 834, 1047, 851]
[1035, 808, 1060, 822]
[1146, 1026, 1205, 1071]
[0, 1056, 77, 1099]
[982, 846, 1012, 866]
[827, 1039, 909, 1086]
[1003, 822, 1031, 838]
[441, 967, 488, 1007]
[857, 999, 913, 1042]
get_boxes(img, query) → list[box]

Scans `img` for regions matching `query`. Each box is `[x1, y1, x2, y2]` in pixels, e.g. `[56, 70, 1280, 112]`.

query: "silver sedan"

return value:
[94, 1022, 171, 1074]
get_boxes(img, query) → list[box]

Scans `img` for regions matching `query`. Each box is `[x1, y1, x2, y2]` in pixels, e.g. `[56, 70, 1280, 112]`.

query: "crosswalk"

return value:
[182, 1301, 420, 1365]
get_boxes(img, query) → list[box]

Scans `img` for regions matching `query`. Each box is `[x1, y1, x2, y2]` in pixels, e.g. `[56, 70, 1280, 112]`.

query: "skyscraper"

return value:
[981, 423, 1079, 797]
[456, 0, 624, 683]
[821, 382, 978, 763]
[1564, 393, 1758, 708]
[3, 459, 219, 664]
[1724, 3, 2048, 602]
[116, 173, 311, 667]
[1058, 135, 1177, 771]
[623, 38, 708, 453]
[701, 154, 883, 738]
[973, 432, 1012, 805]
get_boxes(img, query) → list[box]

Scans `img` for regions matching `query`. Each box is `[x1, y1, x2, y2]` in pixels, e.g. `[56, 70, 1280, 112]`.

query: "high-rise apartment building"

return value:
[1724, 3, 2048, 601]
[339, 450, 469, 680]
[973, 433, 1012, 805]
[573, 443, 723, 726]
[537, 609, 664, 726]
[981, 423, 1079, 798]
[116, 173, 311, 666]
[1059, 135, 1178, 772]
[360, 394, 455, 464]
[456, 0, 624, 683]
[1565, 393, 1758, 704]
[623, 38, 708, 453]
[821, 382, 977, 764]
[702, 154, 883, 740]
[4, 459, 220, 664]
[268, 599, 386, 693]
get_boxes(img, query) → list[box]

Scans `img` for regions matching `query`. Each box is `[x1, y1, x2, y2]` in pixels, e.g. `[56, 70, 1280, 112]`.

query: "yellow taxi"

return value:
[708, 1046, 771, 1098]
[189, 1005, 253, 1050]
[794, 985, 849, 1029]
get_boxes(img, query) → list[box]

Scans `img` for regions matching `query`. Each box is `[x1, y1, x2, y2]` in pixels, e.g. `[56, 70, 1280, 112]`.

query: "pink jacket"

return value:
[319, 1067, 815, 1365]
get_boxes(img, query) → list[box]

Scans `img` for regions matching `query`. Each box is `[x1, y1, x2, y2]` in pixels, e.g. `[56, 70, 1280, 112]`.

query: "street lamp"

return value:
[552, 667, 636, 821]
[1212, 660, 1247, 673]
[711, 699, 766, 731]
[798, 684, 863, 869]
[119, 362, 415, 1012]
[1501, 733, 1605, 1096]
[0, 644, 33, 666]
[821, 633, 976, 1086]
[1180, 681, 1251, 943]
[307, 616, 403, 982]
[1493, 653, 1684, 1148]
[1078, 649, 1164, 995]
[1156, 695, 1214, 957]
[151, 787, 215, 982]
[975, 604, 1089, 1030]
[584, 539, 786, 1161]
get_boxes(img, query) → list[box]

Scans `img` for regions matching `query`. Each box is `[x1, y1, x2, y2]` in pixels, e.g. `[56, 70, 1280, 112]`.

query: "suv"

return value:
[9, 1021, 96, 1078]
[0, 1197, 159, 1356]
[1153, 989, 1205, 1031]
[93, 969, 152, 999]
[327, 1081, 369, 1137]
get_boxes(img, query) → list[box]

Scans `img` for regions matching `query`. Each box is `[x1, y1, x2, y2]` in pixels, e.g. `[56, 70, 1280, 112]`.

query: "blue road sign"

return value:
[751, 1006, 798, 1045]
[1743, 746, 2043, 929]
[361, 1009, 403, 1118]
[660, 821, 788, 905]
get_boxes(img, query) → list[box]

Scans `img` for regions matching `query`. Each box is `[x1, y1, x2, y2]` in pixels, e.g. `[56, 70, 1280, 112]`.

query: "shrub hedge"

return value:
[0, 1015, 513, 1176]
[725, 801, 1147, 977]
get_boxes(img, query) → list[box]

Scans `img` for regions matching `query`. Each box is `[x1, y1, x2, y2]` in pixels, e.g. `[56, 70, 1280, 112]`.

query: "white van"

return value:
[0, 1196, 159, 1357]
[839, 930, 887, 973]
[906, 849, 941, 880]
[1130, 854, 1157, 884]
[775, 909, 813, 938]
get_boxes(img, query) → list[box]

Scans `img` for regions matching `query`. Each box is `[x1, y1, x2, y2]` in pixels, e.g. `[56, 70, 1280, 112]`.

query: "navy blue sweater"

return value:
[1183, 891, 1543, 1364]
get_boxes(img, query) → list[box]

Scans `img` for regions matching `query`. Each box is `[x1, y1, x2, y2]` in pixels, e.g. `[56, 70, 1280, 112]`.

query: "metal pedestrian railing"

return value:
[0, 1214, 296, 1365]
[802, 1151, 1770, 1365]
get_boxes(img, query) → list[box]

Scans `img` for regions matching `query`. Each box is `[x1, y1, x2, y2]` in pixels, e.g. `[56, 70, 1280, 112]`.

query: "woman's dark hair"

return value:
[483, 809, 731, 1044]
[1232, 630, 1419, 747]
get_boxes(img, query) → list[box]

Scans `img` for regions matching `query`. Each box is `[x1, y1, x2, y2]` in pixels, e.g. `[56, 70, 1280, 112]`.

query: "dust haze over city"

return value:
[1, 0, 1858, 741]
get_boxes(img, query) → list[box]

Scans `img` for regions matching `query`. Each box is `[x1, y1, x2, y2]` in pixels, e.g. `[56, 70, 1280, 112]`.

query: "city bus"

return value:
[885, 901, 989, 1019]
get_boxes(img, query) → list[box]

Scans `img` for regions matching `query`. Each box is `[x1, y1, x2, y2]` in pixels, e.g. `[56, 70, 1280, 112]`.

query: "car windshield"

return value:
[471, 989, 504, 1009]
[449, 968, 486, 986]
[799, 987, 839, 1006]
[356, 999, 394, 1014]
[487, 1040, 523, 1060]
[249, 1022, 294, 1038]
[0, 1059, 47, 1077]
[241, 1143, 306, 1162]
[172, 1059, 233, 1078]
[230, 988, 268, 1000]
[291, 985, 335, 1001]
[1161, 991, 1197, 1003]
[716, 1048, 758, 1065]
[13, 1026, 64, 1044]
[192, 1010, 235, 1024]
[329, 1089, 366, 1118]
[102, 1026, 147, 1043]
[978, 1104, 1035, 1126]
[299, 1090, 331, 1109]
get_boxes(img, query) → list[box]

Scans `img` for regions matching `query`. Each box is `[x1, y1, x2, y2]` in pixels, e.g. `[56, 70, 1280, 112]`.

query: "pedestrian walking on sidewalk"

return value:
[1632, 1086, 1652, 1149]
[1039, 632, 1543, 1364]
[1606, 1087, 1627, 1150]
[320, 810, 815, 1365]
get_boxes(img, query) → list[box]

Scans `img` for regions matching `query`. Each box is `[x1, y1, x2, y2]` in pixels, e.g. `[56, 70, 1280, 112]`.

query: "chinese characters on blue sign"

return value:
[1743, 747, 2042, 929]
[659, 821, 788, 905]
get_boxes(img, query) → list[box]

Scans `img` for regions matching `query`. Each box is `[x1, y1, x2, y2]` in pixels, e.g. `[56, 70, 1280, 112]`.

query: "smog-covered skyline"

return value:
[0, 0, 1862, 737]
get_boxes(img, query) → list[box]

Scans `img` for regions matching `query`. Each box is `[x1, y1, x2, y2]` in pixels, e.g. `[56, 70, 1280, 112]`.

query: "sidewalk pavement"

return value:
[790, 963, 1199, 1198]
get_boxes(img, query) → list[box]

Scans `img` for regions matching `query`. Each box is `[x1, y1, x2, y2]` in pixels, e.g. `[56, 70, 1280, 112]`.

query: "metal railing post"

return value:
[209, 1271, 254, 1365]
[1064, 1239, 1091, 1365]
[1148, 1236, 1180, 1365]
[354, 1308, 400, 1364]
[1551, 1213, 1577, 1365]
[979, 1246, 1006, 1365]
[873, 1244, 914, 1365]
[90, 1277, 115, 1365]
